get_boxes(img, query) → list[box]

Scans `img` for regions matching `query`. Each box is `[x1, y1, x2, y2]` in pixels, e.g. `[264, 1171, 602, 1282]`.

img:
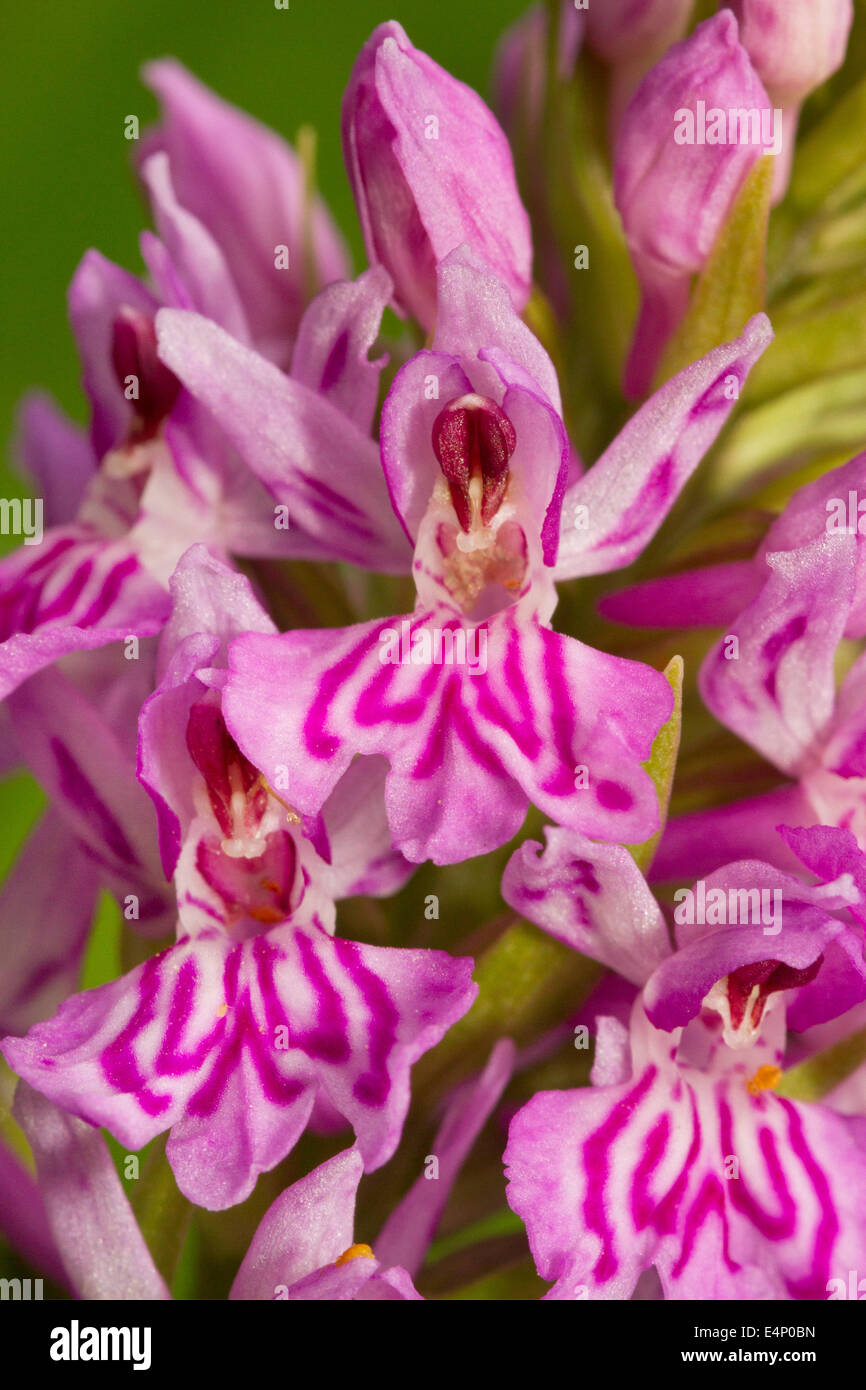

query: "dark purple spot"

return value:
[320, 330, 349, 392]
[596, 780, 633, 812]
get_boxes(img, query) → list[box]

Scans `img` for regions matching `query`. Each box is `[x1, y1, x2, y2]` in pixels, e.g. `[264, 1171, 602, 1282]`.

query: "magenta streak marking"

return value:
[593, 454, 676, 555]
[302, 620, 396, 759]
[762, 614, 807, 703]
[76, 553, 139, 627]
[319, 330, 349, 393]
[670, 1172, 732, 1281]
[779, 1099, 840, 1298]
[289, 930, 350, 1064]
[539, 626, 587, 797]
[300, 470, 365, 518]
[31, 558, 95, 629]
[51, 739, 141, 868]
[155, 955, 226, 1075]
[582, 1066, 657, 1282]
[689, 367, 742, 421]
[474, 620, 542, 760]
[650, 1089, 702, 1237]
[355, 626, 441, 728]
[333, 936, 398, 1108]
[719, 1097, 796, 1242]
[100, 954, 172, 1117]
[293, 475, 377, 541]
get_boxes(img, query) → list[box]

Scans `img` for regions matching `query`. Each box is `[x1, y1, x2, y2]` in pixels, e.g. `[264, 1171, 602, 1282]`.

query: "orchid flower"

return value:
[503, 822, 866, 1297]
[1, 547, 475, 1209]
[4, 1, 866, 1310]
[0, 646, 176, 1036]
[151, 248, 771, 864]
[9, 1040, 514, 1299]
[603, 452, 866, 880]
[0, 59, 392, 709]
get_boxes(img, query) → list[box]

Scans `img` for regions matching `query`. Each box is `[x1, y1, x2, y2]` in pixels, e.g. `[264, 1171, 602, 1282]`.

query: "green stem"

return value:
[776, 1027, 866, 1102]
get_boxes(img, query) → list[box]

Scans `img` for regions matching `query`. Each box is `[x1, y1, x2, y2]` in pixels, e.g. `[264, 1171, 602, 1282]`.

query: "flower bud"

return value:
[342, 22, 532, 332]
[586, 0, 694, 65]
[728, 0, 852, 105]
[614, 11, 774, 397]
[729, 0, 853, 198]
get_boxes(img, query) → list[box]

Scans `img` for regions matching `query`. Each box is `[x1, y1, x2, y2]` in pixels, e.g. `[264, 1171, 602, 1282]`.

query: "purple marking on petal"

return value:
[303, 621, 394, 759]
[75, 554, 139, 628]
[299, 472, 367, 519]
[596, 780, 633, 812]
[33, 560, 95, 628]
[539, 629, 583, 796]
[591, 455, 676, 557]
[475, 621, 542, 760]
[669, 1172, 732, 1281]
[292, 929, 351, 1065]
[719, 1097, 796, 1242]
[101, 955, 173, 1117]
[334, 936, 399, 1109]
[320, 330, 350, 393]
[689, 367, 743, 421]
[651, 1090, 701, 1237]
[582, 1066, 657, 1281]
[631, 1112, 670, 1228]
[780, 1100, 840, 1300]
[761, 614, 807, 702]
[156, 955, 225, 1076]
[51, 738, 141, 868]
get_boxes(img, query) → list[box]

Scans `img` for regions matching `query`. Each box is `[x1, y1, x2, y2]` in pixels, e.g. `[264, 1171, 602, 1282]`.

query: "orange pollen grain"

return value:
[335, 1243, 375, 1266]
[746, 1064, 783, 1096]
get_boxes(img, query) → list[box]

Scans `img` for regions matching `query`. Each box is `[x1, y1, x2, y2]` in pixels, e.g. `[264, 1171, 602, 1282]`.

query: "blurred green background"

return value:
[0, 0, 527, 910]
[0, 0, 527, 454]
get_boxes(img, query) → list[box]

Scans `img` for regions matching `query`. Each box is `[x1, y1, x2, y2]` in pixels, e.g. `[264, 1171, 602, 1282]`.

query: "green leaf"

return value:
[786, 72, 866, 214]
[707, 366, 866, 497]
[654, 157, 772, 387]
[745, 290, 866, 403]
[626, 655, 684, 873]
[426, 1208, 526, 1265]
[80, 891, 122, 991]
[775, 1027, 866, 1102]
[416, 920, 601, 1095]
[131, 1136, 193, 1288]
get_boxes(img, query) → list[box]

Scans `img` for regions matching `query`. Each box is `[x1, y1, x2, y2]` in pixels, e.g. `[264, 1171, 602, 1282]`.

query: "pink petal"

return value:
[502, 827, 670, 986]
[557, 315, 773, 579]
[14, 1082, 169, 1300]
[156, 309, 411, 573]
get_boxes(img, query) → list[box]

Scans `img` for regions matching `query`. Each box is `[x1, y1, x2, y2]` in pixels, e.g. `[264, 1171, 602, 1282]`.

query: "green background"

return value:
[0, 0, 527, 890]
[0, 0, 527, 448]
